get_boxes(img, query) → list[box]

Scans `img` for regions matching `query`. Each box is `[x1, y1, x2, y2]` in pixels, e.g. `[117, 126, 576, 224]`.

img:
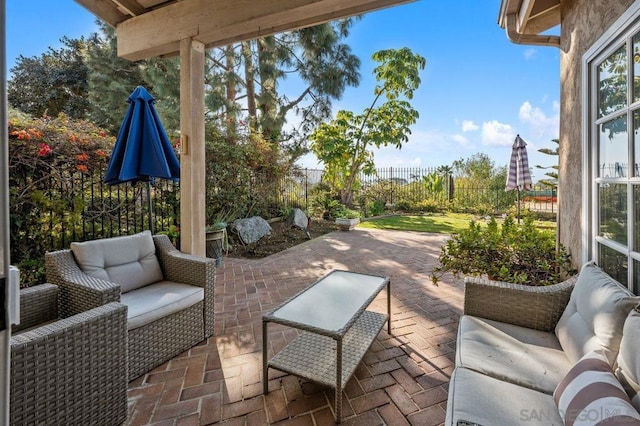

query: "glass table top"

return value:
[268, 270, 388, 335]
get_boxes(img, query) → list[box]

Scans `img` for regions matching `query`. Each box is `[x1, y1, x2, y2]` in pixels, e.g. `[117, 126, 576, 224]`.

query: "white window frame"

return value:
[583, 0, 640, 291]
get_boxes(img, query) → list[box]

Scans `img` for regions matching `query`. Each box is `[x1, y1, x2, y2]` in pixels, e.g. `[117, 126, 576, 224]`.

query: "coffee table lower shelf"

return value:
[267, 310, 387, 390]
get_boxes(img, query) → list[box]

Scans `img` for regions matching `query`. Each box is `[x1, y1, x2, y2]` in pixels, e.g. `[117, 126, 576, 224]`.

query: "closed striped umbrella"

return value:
[506, 134, 532, 222]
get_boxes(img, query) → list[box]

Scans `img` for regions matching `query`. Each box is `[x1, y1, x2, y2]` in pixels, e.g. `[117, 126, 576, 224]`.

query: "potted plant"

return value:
[335, 207, 361, 231]
[206, 210, 234, 265]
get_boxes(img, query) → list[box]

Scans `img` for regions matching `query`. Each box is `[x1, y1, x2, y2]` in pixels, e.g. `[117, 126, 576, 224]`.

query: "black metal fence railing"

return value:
[11, 167, 557, 252]
[10, 165, 557, 286]
[11, 170, 179, 252]
[286, 167, 557, 215]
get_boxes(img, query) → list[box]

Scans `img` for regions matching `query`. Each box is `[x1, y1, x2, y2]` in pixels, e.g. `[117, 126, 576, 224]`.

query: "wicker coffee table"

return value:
[262, 270, 391, 423]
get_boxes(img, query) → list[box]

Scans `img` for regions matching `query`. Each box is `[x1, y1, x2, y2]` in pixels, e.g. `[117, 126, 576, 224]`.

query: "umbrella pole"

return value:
[147, 181, 154, 234]
[517, 189, 521, 224]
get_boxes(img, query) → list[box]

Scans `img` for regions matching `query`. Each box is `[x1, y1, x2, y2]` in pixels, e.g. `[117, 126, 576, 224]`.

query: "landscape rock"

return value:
[232, 216, 272, 245]
[285, 208, 309, 230]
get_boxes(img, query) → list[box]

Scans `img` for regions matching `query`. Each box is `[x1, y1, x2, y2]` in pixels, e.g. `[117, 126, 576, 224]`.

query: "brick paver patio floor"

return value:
[126, 227, 464, 425]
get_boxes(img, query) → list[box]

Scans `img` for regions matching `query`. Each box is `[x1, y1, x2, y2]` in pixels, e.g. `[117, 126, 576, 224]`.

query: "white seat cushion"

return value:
[555, 262, 640, 365]
[445, 367, 563, 426]
[120, 281, 204, 330]
[71, 230, 163, 293]
[456, 315, 572, 394]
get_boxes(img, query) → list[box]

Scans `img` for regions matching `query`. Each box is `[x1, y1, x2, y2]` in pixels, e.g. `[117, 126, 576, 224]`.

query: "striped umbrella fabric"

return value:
[506, 134, 532, 191]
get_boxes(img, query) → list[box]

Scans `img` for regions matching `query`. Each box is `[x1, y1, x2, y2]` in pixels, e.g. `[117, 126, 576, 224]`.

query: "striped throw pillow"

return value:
[554, 350, 640, 426]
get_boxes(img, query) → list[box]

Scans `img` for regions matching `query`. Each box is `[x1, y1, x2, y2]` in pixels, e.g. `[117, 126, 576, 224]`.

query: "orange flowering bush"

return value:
[9, 109, 115, 285]
[9, 109, 113, 176]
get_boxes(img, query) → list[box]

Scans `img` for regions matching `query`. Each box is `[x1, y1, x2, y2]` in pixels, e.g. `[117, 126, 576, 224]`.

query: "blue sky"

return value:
[7, 1, 560, 180]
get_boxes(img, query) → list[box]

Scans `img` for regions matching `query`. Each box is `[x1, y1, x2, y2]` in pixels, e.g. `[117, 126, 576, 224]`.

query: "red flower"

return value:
[38, 143, 52, 156]
[76, 164, 88, 173]
[75, 153, 89, 161]
[96, 149, 106, 157]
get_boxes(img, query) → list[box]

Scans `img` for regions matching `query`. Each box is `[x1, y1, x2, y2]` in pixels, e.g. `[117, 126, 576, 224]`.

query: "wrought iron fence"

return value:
[286, 167, 557, 215]
[11, 166, 556, 251]
[10, 165, 556, 286]
[11, 170, 179, 252]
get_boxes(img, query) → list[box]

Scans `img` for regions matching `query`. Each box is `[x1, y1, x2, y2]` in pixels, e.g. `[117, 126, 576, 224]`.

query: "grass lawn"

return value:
[358, 213, 556, 234]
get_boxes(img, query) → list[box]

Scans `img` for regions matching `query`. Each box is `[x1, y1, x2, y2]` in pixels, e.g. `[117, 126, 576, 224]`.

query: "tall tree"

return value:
[8, 36, 90, 119]
[536, 138, 559, 189]
[85, 22, 151, 134]
[10, 18, 362, 164]
[453, 153, 507, 187]
[310, 48, 426, 205]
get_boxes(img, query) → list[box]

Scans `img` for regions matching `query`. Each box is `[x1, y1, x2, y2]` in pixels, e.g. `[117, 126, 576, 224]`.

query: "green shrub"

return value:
[395, 199, 413, 212]
[431, 216, 576, 286]
[9, 110, 115, 286]
[416, 199, 440, 213]
[334, 205, 361, 219]
[506, 204, 538, 220]
[367, 199, 385, 216]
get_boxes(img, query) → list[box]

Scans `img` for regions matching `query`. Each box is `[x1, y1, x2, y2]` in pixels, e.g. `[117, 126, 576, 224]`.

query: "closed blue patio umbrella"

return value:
[104, 86, 180, 233]
[506, 134, 532, 223]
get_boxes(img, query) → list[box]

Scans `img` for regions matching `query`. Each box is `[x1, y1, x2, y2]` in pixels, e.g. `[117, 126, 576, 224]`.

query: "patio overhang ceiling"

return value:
[498, 0, 561, 47]
[74, 0, 416, 61]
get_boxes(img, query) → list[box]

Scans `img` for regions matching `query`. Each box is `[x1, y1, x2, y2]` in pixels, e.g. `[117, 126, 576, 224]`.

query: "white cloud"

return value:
[462, 120, 479, 132]
[409, 157, 422, 166]
[452, 134, 470, 145]
[524, 48, 537, 60]
[481, 120, 515, 146]
[519, 101, 559, 139]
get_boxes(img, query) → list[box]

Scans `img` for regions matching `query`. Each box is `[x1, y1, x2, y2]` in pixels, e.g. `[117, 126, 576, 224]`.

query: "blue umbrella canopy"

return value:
[104, 86, 180, 233]
[104, 86, 180, 185]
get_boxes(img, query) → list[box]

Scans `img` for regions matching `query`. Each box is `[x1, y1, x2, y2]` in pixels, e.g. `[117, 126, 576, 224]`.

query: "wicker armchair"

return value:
[11, 283, 127, 426]
[463, 274, 578, 332]
[45, 233, 216, 381]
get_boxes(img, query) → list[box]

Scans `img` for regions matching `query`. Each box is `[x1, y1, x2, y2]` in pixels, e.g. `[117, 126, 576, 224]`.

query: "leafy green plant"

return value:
[395, 199, 413, 212]
[8, 109, 115, 286]
[431, 216, 576, 286]
[416, 199, 440, 213]
[423, 172, 445, 197]
[367, 199, 385, 216]
[334, 205, 361, 219]
[310, 48, 426, 205]
[158, 225, 180, 247]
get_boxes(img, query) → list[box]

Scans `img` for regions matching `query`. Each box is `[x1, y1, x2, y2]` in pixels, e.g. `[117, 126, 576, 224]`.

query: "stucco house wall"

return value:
[558, 0, 635, 267]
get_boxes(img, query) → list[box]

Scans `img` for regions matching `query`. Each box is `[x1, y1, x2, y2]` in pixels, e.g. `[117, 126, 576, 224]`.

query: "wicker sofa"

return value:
[45, 230, 216, 381]
[446, 262, 640, 425]
[11, 283, 127, 425]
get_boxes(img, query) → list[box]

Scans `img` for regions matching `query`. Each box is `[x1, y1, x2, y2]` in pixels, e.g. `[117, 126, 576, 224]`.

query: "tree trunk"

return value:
[224, 45, 237, 144]
[241, 41, 257, 130]
[257, 36, 279, 143]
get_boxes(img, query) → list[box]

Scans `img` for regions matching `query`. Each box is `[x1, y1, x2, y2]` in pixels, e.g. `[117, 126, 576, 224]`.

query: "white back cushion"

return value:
[555, 262, 640, 365]
[616, 308, 640, 411]
[71, 230, 163, 293]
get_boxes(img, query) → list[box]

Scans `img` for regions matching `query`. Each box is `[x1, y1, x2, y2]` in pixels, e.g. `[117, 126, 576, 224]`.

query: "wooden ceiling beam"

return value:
[75, 0, 130, 27]
[113, 0, 146, 17]
[116, 0, 415, 61]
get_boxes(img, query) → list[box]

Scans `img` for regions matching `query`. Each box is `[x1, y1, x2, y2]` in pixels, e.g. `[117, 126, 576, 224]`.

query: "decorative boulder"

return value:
[285, 208, 309, 230]
[232, 216, 272, 245]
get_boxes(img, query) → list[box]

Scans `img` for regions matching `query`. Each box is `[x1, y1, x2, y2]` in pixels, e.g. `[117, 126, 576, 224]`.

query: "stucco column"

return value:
[179, 38, 206, 256]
